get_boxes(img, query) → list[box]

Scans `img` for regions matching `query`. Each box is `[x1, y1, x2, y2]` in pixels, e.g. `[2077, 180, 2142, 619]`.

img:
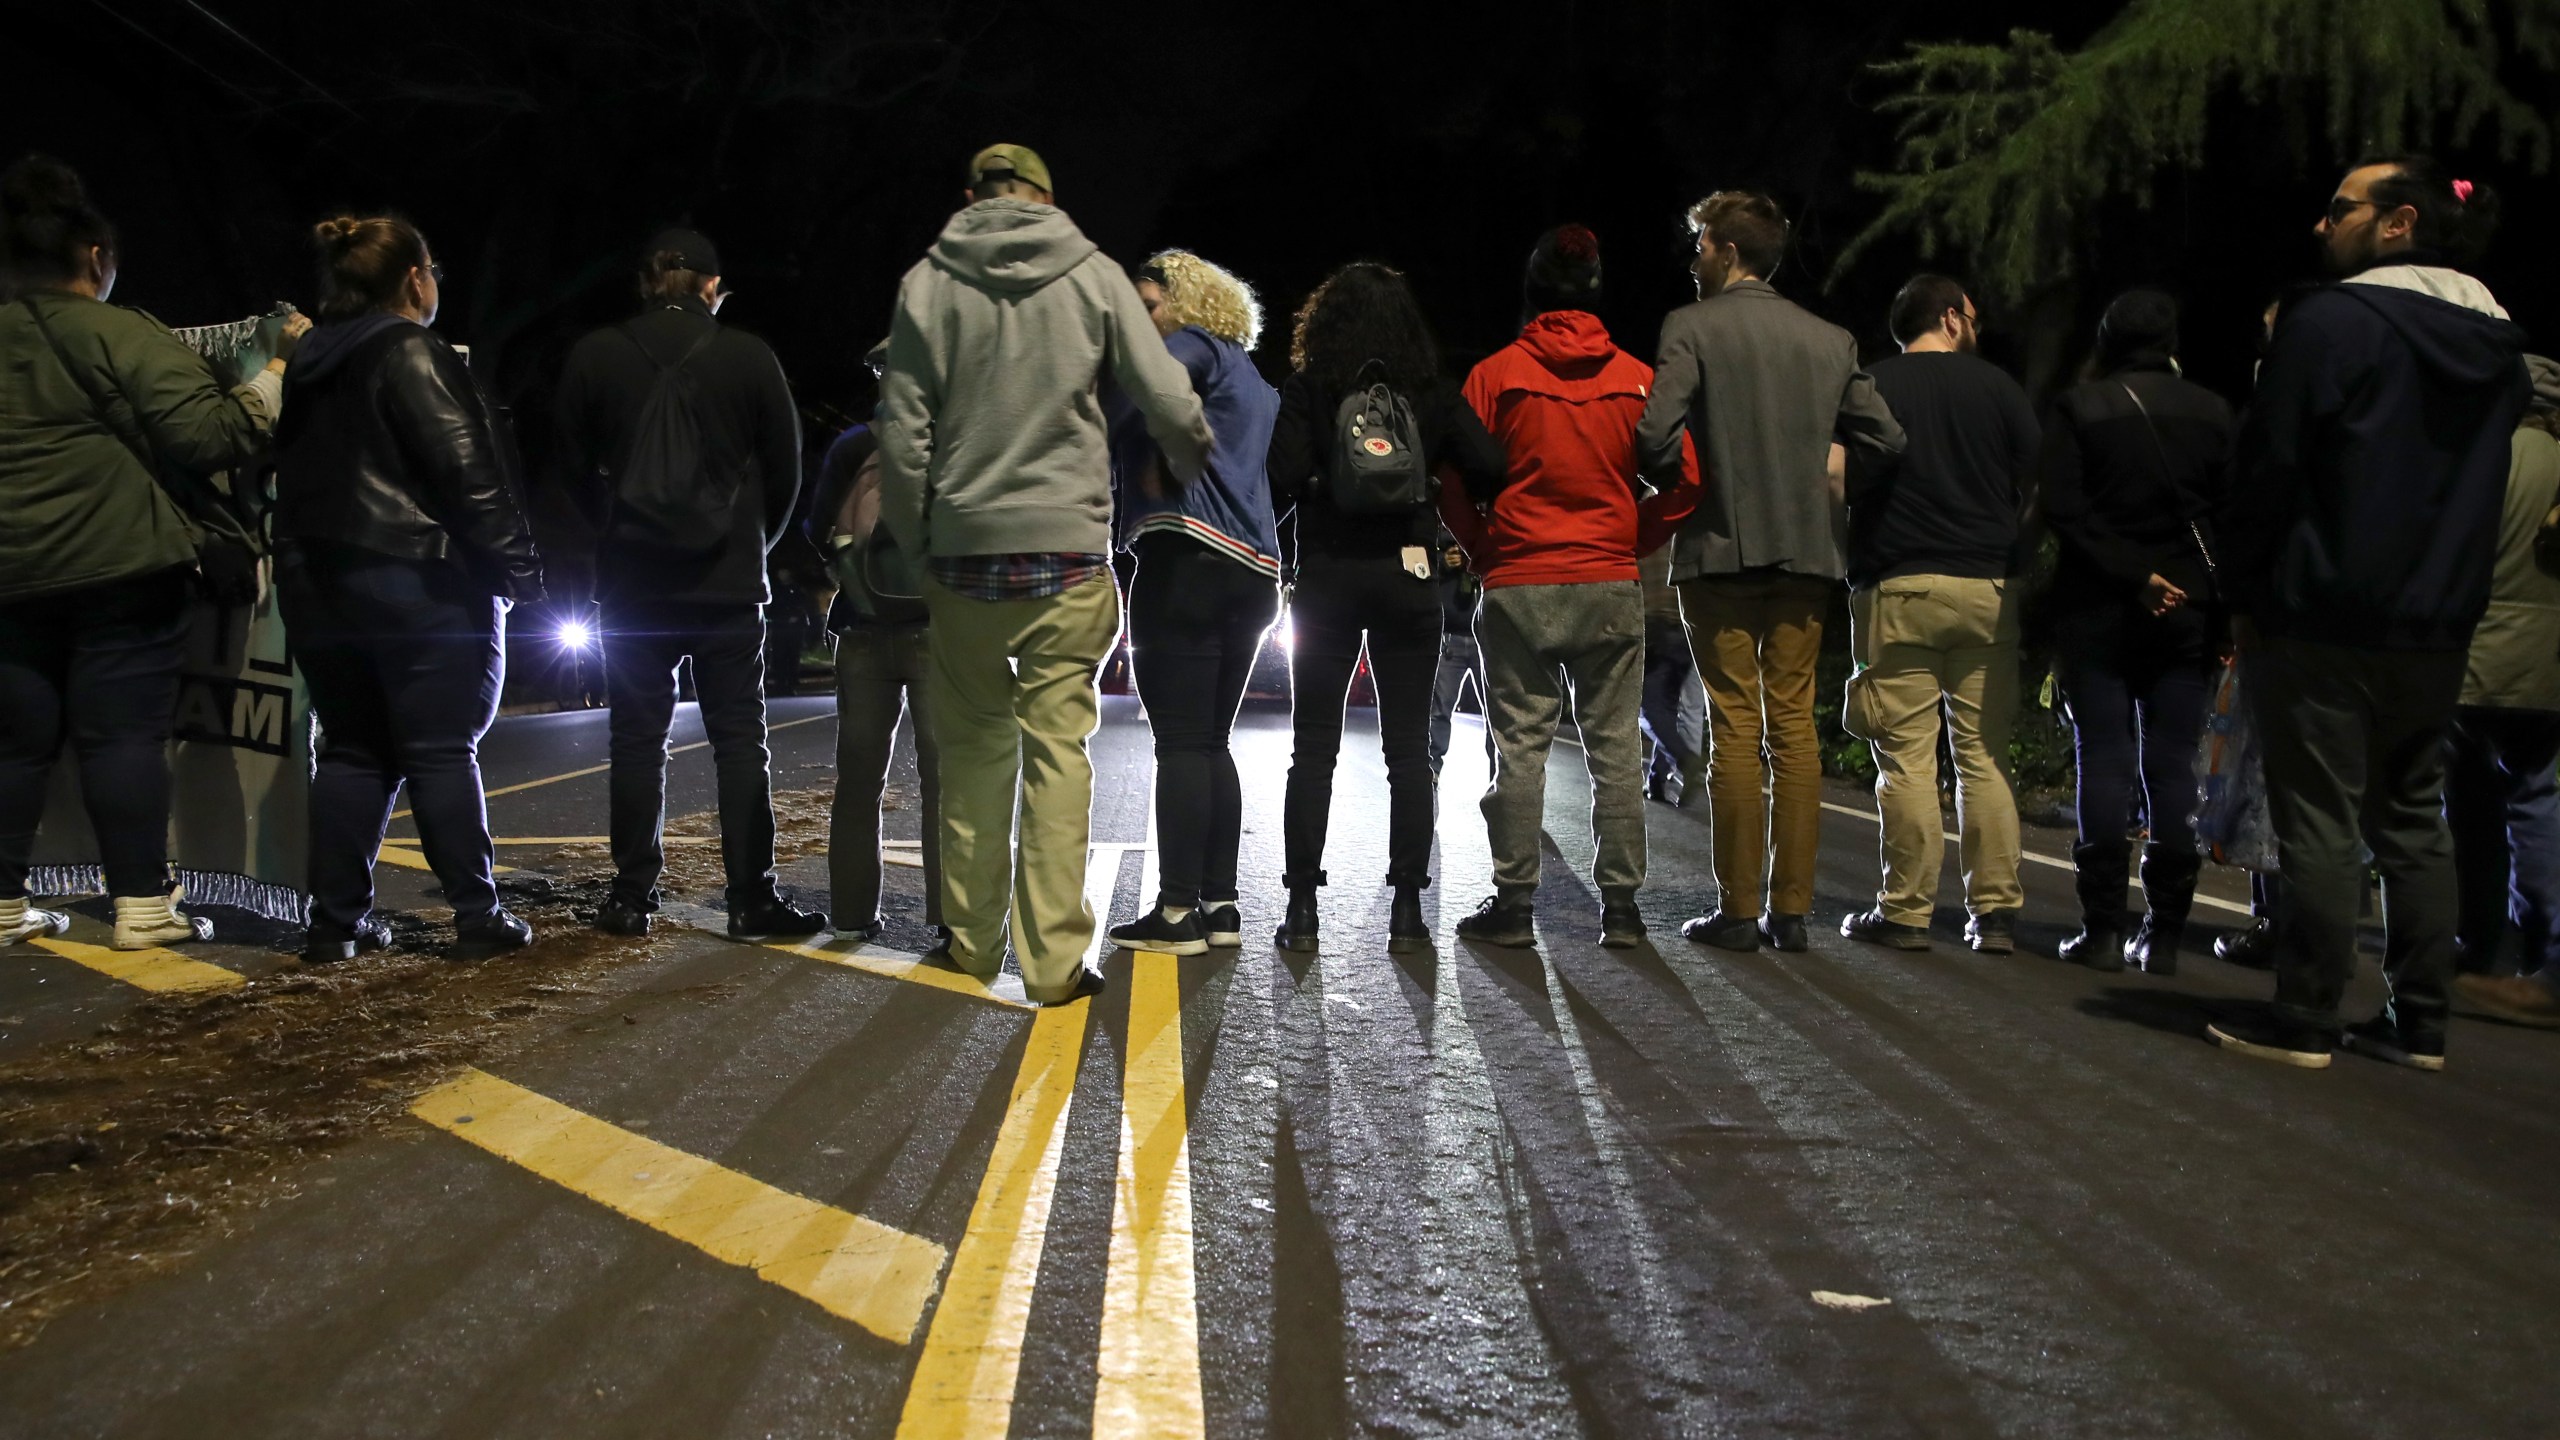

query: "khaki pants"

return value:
[924, 573, 1120, 1003]
[1677, 572, 1832, 918]
[1845, 575, 2023, 926]
[1476, 581, 1648, 898]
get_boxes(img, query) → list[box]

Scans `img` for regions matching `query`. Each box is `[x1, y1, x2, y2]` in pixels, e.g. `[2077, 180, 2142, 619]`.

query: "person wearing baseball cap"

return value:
[876, 143, 1212, 1005]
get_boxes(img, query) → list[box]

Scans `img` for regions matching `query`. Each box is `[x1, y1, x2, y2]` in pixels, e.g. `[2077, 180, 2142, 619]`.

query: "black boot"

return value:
[2061, 842, 2130, 971]
[1388, 883, 1431, 954]
[2128, 841, 2200, 976]
[1275, 875, 1321, 953]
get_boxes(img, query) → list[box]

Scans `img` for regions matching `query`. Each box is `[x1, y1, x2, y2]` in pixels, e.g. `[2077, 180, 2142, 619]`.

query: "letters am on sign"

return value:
[174, 676, 295, 757]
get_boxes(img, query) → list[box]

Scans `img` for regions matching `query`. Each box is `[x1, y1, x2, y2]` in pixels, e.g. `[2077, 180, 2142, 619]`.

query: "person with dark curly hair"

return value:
[1265, 262, 1505, 953]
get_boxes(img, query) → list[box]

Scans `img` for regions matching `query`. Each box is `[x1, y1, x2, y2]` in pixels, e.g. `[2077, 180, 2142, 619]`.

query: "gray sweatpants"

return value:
[1476, 581, 1648, 899]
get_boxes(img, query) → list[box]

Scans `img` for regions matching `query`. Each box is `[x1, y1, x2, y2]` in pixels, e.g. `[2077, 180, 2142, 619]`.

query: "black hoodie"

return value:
[2225, 259, 2531, 652]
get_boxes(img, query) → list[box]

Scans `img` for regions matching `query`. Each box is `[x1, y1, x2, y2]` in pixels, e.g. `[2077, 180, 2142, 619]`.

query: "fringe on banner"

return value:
[27, 866, 307, 924]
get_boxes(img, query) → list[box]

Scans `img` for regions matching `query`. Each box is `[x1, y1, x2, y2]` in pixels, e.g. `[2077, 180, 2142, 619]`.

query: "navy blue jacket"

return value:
[2225, 264, 2530, 652]
[1109, 326, 1281, 576]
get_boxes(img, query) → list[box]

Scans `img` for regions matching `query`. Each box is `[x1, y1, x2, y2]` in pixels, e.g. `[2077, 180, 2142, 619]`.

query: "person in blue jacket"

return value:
[1106, 251, 1282, 955]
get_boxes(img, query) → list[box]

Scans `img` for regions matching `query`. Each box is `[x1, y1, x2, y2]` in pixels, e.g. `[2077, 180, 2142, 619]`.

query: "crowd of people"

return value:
[2, 141, 2556, 1072]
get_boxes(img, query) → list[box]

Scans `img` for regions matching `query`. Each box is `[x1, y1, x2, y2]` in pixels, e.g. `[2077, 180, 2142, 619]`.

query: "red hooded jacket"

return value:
[1443, 311, 1702, 589]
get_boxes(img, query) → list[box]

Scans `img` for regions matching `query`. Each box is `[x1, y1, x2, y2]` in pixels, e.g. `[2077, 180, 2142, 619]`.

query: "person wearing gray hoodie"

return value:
[876, 144, 1211, 1006]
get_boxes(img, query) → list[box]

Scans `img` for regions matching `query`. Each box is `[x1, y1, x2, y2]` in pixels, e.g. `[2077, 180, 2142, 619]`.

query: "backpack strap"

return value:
[619, 317, 720, 373]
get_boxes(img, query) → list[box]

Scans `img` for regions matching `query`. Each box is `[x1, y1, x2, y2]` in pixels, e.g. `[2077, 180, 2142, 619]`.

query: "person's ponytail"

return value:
[2360, 154, 2502, 266]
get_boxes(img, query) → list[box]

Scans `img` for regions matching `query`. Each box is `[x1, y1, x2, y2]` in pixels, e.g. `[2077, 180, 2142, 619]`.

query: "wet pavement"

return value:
[3, 692, 2558, 1437]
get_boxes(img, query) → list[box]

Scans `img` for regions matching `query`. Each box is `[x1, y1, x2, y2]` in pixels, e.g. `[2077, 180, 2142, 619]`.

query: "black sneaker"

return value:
[451, 908, 534, 961]
[1037, 966, 1108, 1007]
[2206, 1008, 2334, 1069]
[2215, 919, 2276, 969]
[1841, 908, 1930, 951]
[1455, 895, 1536, 948]
[729, 895, 829, 943]
[303, 915, 393, 965]
[1201, 904, 1243, 948]
[1599, 890, 1646, 949]
[836, 913, 885, 944]
[1759, 912, 1810, 953]
[594, 897, 652, 937]
[1682, 908, 1760, 952]
[2340, 1013, 2446, 1073]
[1964, 910, 2016, 955]
[1110, 907, 1208, 956]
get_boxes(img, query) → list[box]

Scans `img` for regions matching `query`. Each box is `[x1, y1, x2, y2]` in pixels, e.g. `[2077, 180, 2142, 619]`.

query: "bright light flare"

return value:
[557, 620, 594, 651]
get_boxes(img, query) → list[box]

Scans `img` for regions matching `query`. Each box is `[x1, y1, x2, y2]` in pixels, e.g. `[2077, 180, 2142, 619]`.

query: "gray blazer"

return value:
[1637, 279, 1905, 583]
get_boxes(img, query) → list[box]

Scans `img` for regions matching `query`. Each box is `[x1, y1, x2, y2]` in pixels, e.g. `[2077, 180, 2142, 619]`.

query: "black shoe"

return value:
[2206, 1008, 2334, 1069]
[1037, 966, 1108, 1008]
[1111, 906, 1209, 957]
[2126, 914, 2182, 975]
[1964, 910, 2016, 955]
[729, 895, 828, 943]
[921, 932, 999, 980]
[2340, 1012, 2446, 1072]
[2215, 919, 2276, 969]
[1759, 912, 1810, 953]
[1455, 895, 1536, 948]
[1275, 885, 1320, 953]
[1841, 908, 1930, 951]
[1600, 889, 1645, 949]
[302, 915, 392, 965]
[1202, 904, 1243, 948]
[594, 897, 652, 937]
[1682, 908, 1760, 952]
[451, 908, 534, 961]
[1388, 885, 1431, 954]
[2062, 927, 2126, 972]
[836, 913, 885, 944]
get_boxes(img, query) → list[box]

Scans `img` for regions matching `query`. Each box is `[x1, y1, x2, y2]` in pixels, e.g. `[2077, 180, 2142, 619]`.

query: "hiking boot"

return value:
[1275, 883, 1320, 953]
[451, 908, 534, 961]
[1111, 906, 1209, 957]
[1600, 888, 1646, 949]
[1964, 910, 2016, 954]
[2340, 1012, 2446, 1072]
[303, 915, 392, 965]
[1759, 912, 1810, 953]
[1201, 903, 1243, 948]
[594, 897, 653, 937]
[0, 898, 70, 947]
[2216, 918, 2276, 969]
[2206, 1008, 2334, 1069]
[729, 894, 828, 943]
[1387, 885, 1432, 954]
[112, 887, 214, 950]
[1455, 895, 1536, 948]
[2454, 972, 2560, 1028]
[1681, 908, 1760, 952]
[1841, 908, 1930, 951]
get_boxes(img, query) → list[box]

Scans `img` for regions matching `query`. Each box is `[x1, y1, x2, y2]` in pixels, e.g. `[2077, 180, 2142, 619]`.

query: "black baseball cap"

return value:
[644, 227, 721, 275]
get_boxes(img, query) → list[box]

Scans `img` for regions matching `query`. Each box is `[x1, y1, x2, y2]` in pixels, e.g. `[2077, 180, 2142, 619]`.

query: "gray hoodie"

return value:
[877, 199, 1212, 560]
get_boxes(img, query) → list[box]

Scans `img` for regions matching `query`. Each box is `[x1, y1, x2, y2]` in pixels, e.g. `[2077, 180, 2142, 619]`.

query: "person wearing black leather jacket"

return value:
[273, 215, 543, 964]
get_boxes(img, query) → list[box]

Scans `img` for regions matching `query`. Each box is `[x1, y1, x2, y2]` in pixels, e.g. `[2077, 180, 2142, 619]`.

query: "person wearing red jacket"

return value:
[1445, 226, 1702, 948]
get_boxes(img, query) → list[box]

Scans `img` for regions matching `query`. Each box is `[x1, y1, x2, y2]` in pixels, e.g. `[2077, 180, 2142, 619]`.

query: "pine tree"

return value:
[1840, 0, 2560, 298]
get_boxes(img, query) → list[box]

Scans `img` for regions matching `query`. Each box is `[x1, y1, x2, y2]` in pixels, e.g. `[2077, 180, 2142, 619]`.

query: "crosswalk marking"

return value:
[28, 934, 245, 994]
[1093, 946, 1205, 1437]
[413, 1067, 948, 1344]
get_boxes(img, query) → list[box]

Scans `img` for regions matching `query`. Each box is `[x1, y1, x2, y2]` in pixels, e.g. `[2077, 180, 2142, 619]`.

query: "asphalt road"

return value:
[4, 690, 2558, 1438]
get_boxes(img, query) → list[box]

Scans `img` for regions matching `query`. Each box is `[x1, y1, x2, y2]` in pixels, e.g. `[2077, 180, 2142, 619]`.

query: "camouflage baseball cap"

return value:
[968, 143, 1053, 195]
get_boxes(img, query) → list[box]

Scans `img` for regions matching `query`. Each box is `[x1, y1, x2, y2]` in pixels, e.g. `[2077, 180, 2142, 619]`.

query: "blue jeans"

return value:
[279, 549, 505, 934]
[2445, 706, 2560, 976]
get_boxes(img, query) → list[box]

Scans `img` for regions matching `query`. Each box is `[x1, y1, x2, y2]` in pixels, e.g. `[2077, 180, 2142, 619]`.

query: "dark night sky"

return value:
[14, 0, 2558, 468]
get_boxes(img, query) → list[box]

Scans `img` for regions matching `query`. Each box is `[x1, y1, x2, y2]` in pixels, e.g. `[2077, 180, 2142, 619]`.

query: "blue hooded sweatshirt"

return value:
[1109, 325, 1281, 576]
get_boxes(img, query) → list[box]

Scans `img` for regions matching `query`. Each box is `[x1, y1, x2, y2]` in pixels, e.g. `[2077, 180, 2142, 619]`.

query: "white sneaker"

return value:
[1, 898, 72, 946]
[112, 886, 216, 950]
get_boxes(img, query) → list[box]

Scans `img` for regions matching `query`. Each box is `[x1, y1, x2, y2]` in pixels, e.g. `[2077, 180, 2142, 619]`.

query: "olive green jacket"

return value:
[0, 290, 278, 603]
[2461, 426, 2560, 712]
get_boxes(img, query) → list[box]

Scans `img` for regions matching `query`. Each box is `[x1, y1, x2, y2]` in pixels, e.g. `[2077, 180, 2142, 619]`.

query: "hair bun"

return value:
[1, 154, 92, 218]
[313, 215, 366, 249]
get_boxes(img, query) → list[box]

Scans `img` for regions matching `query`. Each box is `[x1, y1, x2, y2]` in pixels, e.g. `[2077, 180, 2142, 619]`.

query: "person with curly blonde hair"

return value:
[1103, 250, 1283, 955]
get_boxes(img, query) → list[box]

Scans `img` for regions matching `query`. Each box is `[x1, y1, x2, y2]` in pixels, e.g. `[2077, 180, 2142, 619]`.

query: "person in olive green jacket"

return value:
[0, 155, 303, 952]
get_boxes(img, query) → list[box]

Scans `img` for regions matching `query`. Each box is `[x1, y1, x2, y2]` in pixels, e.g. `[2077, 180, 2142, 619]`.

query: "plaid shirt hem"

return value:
[927, 553, 1109, 602]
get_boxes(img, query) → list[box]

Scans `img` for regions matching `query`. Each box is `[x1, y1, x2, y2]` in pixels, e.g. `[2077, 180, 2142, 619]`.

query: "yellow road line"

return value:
[896, 1001, 1093, 1437]
[1816, 800, 2252, 915]
[765, 932, 1033, 1010]
[373, 844, 513, 875]
[28, 935, 244, 994]
[1093, 947, 1204, 1437]
[393, 712, 833, 821]
[413, 1067, 947, 1344]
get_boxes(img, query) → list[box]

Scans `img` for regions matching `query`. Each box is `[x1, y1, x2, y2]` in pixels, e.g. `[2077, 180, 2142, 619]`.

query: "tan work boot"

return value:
[113, 886, 215, 950]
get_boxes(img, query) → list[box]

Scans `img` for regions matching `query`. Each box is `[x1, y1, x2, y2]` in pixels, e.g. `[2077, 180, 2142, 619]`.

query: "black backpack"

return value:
[1326, 366, 1434, 515]
[611, 323, 731, 552]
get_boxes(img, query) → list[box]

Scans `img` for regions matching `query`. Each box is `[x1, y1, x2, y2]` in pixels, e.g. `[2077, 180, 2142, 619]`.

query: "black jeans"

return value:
[2250, 636, 2466, 1037]
[1283, 552, 1442, 889]
[603, 599, 777, 912]
[1130, 534, 1279, 907]
[0, 568, 190, 899]
[279, 551, 504, 932]
[2053, 607, 2213, 856]
[1640, 614, 1697, 785]
[2445, 705, 2560, 975]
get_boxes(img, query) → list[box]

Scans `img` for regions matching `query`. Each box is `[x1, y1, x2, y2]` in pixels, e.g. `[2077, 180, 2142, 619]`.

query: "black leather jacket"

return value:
[275, 317, 543, 599]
